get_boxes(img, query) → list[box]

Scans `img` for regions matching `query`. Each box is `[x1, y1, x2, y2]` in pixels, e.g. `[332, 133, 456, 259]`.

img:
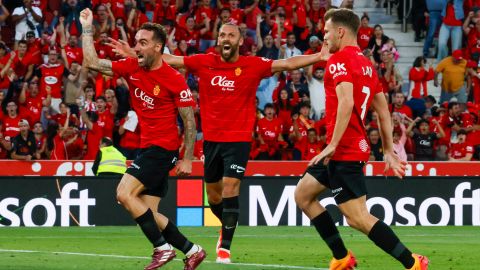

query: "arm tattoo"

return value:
[178, 106, 197, 160]
[82, 25, 114, 76]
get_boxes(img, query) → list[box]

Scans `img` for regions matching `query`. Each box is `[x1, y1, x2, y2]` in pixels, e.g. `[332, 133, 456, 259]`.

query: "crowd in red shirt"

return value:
[0, 0, 478, 161]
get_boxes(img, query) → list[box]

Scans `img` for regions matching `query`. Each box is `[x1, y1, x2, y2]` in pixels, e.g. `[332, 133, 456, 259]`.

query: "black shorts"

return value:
[304, 160, 367, 205]
[125, 146, 178, 197]
[203, 141, 251, 183]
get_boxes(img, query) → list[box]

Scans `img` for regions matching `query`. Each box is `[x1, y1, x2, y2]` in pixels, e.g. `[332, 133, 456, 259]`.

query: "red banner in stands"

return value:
[0, 160, 479, 177]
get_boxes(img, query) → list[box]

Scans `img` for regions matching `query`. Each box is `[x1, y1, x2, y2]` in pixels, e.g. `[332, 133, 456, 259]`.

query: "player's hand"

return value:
[176, 159, 192, 177]
[318, 42, 331, 61]
[79, 8, 93, 26]
[107, 38, 136, 58]
[384, 151, 407, 179]
[308, 144, 336, 167]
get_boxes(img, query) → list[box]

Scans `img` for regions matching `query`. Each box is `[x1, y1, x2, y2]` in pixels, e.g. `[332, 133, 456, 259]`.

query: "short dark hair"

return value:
[139, 22, 167, 53]
[264, 103, 274, 110]
[324, 8, 360, 35]
[18, 40, 28, 46]
[413, 56, 426, 68]
[101, 137, 113, 146]
[220, 21, 241, 35]
[96, 96, 107, 103]
[448, 101, 459, 110]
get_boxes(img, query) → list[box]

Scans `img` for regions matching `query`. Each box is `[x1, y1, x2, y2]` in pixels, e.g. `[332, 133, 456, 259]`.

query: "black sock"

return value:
[368, 220, 415, 268]
[311, 211, 348, 259]
[162, 220, 194, 254]
[220, 196, 239, 250]
[135, 209, 167, 248]
[209, 201, 223, 221]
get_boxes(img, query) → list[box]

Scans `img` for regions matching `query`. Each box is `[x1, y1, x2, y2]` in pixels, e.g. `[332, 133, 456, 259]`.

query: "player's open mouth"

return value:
[137, 54, 144, 64]
[222, 44, 231, 53]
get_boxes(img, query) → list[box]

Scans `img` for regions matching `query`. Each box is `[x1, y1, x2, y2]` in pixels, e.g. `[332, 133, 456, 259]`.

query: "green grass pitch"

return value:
[0, 226, 478, 270]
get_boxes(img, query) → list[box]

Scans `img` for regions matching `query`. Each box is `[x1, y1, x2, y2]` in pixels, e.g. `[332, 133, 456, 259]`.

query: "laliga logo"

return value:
[0, 182, 96, 227]
[211, 76, 235, 91]
[134, 88, 154, 108]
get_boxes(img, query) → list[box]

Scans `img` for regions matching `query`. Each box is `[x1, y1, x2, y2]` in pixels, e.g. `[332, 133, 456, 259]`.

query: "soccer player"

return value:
[109, 21, 327, 263]
[294, 9, 429, 270]
[79, 8, 206, 270]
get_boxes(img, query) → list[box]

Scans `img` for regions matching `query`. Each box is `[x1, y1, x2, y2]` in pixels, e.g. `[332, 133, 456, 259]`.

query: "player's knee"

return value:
[294, 187, 308, 210]
[222, 183, 240, 197]
[206, 189, 222, 204]
[116, 186, 133, 206]
[344, 214, 369, 232]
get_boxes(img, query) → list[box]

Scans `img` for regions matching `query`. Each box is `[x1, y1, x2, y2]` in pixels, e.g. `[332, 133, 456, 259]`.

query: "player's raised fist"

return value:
[79, 8, 93, 26]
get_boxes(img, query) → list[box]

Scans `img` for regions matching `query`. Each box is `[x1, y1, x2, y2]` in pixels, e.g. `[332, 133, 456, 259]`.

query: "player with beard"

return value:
[109, 21, 328, 264]
[294, 9, 429, 270]
[79, 8, 206, 270]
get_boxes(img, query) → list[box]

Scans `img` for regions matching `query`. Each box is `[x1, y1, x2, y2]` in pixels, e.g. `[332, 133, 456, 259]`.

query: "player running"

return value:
[80, 8, 206, 270]
[294, 8, 429, 270]
[110, 21, 328, 263]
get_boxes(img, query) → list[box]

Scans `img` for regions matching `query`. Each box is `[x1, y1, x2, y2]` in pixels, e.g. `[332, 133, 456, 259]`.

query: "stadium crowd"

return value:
[0, 0, 478, 162]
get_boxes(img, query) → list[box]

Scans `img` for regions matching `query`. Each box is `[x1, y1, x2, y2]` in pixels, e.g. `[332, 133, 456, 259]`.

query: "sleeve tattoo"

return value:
[82, 26, 114, 76]
[178, 106, 197, 160]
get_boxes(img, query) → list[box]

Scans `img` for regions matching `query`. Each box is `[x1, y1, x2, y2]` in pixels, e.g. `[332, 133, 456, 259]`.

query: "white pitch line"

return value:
[0, 249, 326, 270]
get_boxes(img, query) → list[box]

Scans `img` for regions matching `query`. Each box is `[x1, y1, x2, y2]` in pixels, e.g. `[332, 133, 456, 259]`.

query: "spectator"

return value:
[95, 95, 117, 139]
[195, 0, 216, 52]
[61, 0, 89, 37]
[32, 121, 46, 159]
[19, 80, 50, 125]
[91, 136, 127, 176]
[10, 119, 38, 160]
[0, 47, 16, 91]
[25, 30, 47, 66]
[389, 92, 413, 118]
[13, 40, 34, 81]
[63, 61, 83, 109]
[463, 10, 480, 61]
[80, 109, 102, 160]
[11, 0, 43, 44]
[298, 128, 324, 160]
[60, 33, 83, 68]
[368, 24, 389, 64]
[82, 83, 96, 112]
[367, 127, 383, 161]
[0, 1, 10, 30]
[35, 48, 71, 112]
[93, 3, 114, 38]
[357, 13, 373, 51]
[255, 103, 286, 160]
[412, 0, 427, 42]
[65, 126, 84, 160]
[448, 129, 474, 161]
[3, 101, 24, 141]
[379, 49, 402, 94]
[407, 117, 446, 161]
[46, 119, 69, 160]
[256, 16, 280, 60]
[274, 88, 298, 141]
[290, 102, 315, 160]
[281, 32, 302, 59]
[286, 69, 309, 98]
[435, 49, 468, 103]
[0, 120, 12, 158]
[48, 102, 79, 127]
[238, 22, 255, 56]
[437, 0, 464, 62]
[392, 113, 408, 162]
[423, 0, 446, 57]
[409, 56, 434, 99]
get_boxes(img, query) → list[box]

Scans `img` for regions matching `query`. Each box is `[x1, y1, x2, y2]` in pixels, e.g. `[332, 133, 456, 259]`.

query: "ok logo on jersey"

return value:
[329, 63, 347, 79]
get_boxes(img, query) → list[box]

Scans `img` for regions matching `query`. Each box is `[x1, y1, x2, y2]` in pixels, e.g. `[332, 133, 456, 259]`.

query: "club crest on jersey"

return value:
[153, 85, 161, 96]
[235, 67, 242, 76]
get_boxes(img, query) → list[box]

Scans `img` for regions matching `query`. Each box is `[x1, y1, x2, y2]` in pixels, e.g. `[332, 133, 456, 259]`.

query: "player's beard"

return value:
[138, 53, 155, 69]
[221, 42, 239, 62]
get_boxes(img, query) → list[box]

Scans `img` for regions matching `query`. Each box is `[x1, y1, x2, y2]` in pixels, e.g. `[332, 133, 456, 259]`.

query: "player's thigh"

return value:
[203, 141, 224, 183]
[327, 161, 367, 205]
[116, 173, 146, 199]
[126, 146, 177, 198]
[221, 142, 250, 180]
[295, 172, 328, 202]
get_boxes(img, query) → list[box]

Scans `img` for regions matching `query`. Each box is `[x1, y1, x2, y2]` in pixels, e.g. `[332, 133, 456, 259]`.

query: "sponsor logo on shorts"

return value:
[129, 163, 140, 169]
[230, 164, 245, 174]
[332, 187, 343, 197]
[172, 157, 178, 164]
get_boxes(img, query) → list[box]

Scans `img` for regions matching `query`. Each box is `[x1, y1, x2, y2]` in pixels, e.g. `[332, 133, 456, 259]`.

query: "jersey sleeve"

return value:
[252, 56, 274, 78]
[171, 74, 196, 108]
[327, 53, 354, 86]
[183, 54, 205, 74]
[111, 57, 138, 77]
